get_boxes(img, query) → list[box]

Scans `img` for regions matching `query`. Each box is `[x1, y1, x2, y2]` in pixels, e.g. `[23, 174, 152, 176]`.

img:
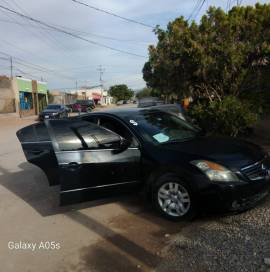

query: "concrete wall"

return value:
[0, 76, 16, 113]
[0, 76, 48, 116]
[49, 90, 77, 105]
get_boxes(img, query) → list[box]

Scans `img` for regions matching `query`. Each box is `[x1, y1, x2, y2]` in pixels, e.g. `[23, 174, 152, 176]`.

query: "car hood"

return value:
[160, 136, 265, 169]
[41, 109, 60, 114]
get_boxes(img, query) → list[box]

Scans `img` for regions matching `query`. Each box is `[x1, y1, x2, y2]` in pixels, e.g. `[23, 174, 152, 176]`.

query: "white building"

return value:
[75, 86, 112, 105]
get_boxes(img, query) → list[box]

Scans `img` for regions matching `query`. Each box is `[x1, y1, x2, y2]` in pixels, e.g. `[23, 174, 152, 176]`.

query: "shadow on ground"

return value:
[0, 162, 186, 271]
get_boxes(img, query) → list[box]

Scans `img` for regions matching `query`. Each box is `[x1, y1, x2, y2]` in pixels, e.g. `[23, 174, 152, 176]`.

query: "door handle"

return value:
[67, 162, 80, 170]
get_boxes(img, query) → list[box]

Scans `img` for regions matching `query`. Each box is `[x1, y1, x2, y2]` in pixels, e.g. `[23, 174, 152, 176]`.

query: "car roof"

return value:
[90, 107, 163, 118]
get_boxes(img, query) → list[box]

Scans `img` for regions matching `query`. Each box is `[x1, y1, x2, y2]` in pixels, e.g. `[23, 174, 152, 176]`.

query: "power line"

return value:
[193, 0, 206, 21]
[71, 0, 154, 29]
[187, 0, 202, 22]
[226, 0, 232, 11]
[0, 50, 76, 81]
[0, 4, 147, 58]
[14, 66, 39, 79]
[0, 18, 152, 44]
[0, 0, 66, 53]
[1, 1, 82, 55]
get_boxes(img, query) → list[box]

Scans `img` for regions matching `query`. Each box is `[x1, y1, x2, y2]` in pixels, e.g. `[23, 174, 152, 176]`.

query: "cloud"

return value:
[0, 0, 268, 89]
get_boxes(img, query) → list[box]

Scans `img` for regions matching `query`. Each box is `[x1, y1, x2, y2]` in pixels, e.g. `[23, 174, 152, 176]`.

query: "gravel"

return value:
[156, 197, 270, 272]
[155, 141, 270, 272]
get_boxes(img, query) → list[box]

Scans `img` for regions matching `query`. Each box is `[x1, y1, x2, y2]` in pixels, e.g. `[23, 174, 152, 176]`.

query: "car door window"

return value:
[83, 115, 139, 148]
[48, 120, 120, 151]
[76, 124, 121, 149]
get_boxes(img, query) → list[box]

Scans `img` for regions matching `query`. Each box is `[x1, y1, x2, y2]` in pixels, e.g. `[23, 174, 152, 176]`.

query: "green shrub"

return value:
[189, 96, 258, 137]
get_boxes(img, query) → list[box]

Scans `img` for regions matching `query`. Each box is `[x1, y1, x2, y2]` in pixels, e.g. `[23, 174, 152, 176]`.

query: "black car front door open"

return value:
[16, 122, 59, 186]
[46, 119, 141, 205]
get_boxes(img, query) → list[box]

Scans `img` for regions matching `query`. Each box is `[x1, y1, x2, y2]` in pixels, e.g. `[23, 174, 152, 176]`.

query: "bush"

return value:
[189, 96, 258, 137]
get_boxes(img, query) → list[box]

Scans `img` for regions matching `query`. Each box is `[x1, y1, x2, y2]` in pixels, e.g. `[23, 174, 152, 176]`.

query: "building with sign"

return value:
[0, 76, 48, 116]
[75, 86, 112, 105]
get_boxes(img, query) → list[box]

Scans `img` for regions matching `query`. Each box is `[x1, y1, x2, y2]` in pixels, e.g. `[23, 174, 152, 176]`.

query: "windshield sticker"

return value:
[129, 120, 138, 126]
[153, 133, 169, 143]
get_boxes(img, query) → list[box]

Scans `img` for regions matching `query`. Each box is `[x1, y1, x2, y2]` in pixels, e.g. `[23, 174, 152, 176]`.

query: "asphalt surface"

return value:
[0, 110, 269, 272]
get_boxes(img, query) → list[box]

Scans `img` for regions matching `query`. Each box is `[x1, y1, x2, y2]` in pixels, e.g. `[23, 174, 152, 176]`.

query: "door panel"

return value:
[46, 119, 141, 205]
[16, 123, 59, 185]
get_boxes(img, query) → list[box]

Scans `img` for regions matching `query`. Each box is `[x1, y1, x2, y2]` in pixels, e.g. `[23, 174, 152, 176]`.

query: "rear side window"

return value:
[16, 123, 50, 142]
[49, 120, 120, 151]
[34, 123, 50, 141]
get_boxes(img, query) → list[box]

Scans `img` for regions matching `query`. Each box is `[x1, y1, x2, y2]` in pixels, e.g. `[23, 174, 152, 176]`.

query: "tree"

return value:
[143, 3, 270, 109]
[135, 87, 159, 99]
[108, 84, 134, 102]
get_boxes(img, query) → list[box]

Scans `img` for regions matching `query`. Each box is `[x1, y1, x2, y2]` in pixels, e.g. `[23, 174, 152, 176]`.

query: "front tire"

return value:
[153, 175, 196, 221]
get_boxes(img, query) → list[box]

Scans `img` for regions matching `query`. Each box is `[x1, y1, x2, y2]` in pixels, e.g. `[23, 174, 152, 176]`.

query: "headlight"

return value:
[191, 160, 240, 182]
[52, 112, 59, 116]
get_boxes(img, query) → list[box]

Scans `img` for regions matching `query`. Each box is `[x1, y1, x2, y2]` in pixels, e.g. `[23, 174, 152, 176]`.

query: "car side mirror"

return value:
[112, 137, 131, 154]
[119, 138, 131, 150]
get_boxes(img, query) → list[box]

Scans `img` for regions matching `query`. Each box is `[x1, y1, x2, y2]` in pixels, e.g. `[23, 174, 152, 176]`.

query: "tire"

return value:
[153, 174, 196, 221]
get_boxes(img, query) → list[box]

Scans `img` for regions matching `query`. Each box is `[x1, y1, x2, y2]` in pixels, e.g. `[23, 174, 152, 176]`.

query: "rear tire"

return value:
[153, 174, 196, 221]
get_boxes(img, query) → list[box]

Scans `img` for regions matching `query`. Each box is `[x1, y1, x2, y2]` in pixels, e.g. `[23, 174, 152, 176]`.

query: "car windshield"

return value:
[46, 105, 61, 110]
[126, 111, 198, 144]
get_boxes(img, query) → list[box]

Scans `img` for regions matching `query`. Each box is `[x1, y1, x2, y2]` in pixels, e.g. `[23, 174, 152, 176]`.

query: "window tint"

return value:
[46, 105, 61, 110]
[84, 115, 139, 148]
[17, 124, 37, 142]
[17, 123, 50, 142]
[34, 123, 50, 141]
[51, 121, 83, 151]
[49, 120, 120, 151]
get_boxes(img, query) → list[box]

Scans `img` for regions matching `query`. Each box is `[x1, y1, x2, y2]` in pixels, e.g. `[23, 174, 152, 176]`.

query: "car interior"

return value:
[82, 115, 139, 148]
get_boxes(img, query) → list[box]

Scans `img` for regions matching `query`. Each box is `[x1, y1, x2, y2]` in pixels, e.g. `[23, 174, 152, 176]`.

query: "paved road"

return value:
[0, 110, 180, 272]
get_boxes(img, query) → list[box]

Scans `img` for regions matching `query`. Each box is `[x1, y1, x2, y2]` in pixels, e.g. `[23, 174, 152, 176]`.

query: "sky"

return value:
[0, 0, 268, 90]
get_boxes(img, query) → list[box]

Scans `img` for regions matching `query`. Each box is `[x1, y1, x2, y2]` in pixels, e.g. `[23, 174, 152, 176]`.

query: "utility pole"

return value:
[97, 65, 105, 104]
[97, 65, 105, 87]
[10, 56, 13, 78]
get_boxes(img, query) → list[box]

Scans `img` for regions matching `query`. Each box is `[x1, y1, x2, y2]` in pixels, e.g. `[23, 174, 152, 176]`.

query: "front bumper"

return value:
[197, 177, 270, 212]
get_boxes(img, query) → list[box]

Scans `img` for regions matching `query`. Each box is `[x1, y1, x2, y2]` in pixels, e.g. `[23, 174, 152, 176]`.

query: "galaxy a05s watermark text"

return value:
[8, 241, 61, 251]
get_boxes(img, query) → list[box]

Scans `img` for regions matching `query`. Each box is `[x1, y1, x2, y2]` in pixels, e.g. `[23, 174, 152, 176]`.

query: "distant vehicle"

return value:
[71, 100, 95, 112]
[149, 104, 186, 120]
[39, 104, 69, 121]
[138, 97, 164, 108]
[65, 104, 73, 113]
[116, 100, 124, 105]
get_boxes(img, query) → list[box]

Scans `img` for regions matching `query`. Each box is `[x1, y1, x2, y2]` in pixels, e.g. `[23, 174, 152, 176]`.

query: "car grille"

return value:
[241, 158, 270, 181]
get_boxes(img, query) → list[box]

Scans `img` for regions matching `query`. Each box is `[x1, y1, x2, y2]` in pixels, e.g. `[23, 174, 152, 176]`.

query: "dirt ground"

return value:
[0, 111, 183, 272]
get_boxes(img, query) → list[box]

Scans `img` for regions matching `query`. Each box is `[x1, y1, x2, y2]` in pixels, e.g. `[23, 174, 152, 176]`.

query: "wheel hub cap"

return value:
[158, 182, 191, 217]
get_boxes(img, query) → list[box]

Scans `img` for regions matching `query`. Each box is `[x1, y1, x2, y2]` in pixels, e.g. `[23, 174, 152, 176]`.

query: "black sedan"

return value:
[39, 104, 69, 121]
[17, 108, 270, 220]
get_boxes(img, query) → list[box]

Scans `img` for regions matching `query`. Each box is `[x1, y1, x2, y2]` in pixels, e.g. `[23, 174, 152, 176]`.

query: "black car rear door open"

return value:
[46, 119, 141, 205]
